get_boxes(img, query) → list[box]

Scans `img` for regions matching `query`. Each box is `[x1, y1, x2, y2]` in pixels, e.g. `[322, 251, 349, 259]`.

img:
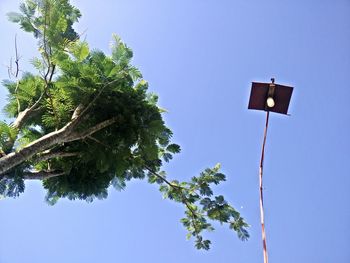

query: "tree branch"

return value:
[67, 116, 118, 142]
[72, 78, 120, 124]
[146, 166, 179, 189]
[7, 63, 118, 153]
[87, 136, 111, 149]
[0, 118, 75, 175]
[11, 88, 47, 130]
[10, 62, 56, 144]
[71, 103, 85, 120]
[0, 115, 118, 175]
[32, 151, 79, 163]
[22, 170, 65, 180]
[146, 166, 199, 236]
[14, 34, 19, 78]
[145, 166, 200, 223]
[0, 170, 65, 181]
[13, 35, 21, 114]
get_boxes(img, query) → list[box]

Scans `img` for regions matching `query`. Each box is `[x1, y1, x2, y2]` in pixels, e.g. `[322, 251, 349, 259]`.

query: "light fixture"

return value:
[266, 97, 275, 108]
[247, 78, 294, 263]
[248, 78, 293, 115]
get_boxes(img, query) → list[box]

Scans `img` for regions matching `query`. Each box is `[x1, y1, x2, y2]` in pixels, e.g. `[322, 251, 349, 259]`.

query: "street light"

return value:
[248, 78, 293, 263]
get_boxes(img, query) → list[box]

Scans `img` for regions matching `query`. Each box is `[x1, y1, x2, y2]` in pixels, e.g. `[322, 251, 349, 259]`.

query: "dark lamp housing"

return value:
[248, 79, 293, 115]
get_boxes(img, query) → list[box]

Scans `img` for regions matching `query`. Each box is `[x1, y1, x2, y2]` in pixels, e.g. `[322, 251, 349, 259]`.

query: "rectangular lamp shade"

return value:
[248, 82, 293, 115]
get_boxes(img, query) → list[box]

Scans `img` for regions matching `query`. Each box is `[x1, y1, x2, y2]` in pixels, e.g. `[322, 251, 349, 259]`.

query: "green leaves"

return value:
[195, 237, 211, 250]
[110, 34, 133, 67]
[68, 41, 90, 62]
[0, 122, 18, 154]
[111, 176, 126, 191]
[166, 144, 181, 154]
[17, 127, 43, 150]
[19, 1, 36, 17]
[3, 73, 45, 118]
[1, 0, 249, 251]
[7, 8, 38, 35]
[0, 178, 25, 198]
[7, 12, 22, 23]
[7, 0, 81, 56]
[0, 168, 25, 198]
[150, 164, 249, 249]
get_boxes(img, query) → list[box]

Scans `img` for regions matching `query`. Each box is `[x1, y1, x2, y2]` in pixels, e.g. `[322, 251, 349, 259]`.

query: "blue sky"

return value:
[0, 0, 349, 262]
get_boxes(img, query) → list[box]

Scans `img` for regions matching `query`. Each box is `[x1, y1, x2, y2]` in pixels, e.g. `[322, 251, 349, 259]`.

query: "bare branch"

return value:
[48, 64, 56, 82]
[71, 103, 85, 120]
[14, 34, 19, 78]
[12, 107, 30, 129]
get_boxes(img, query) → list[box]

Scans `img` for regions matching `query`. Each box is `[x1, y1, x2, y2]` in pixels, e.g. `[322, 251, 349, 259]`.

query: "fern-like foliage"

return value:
[0, 0, 249, 250]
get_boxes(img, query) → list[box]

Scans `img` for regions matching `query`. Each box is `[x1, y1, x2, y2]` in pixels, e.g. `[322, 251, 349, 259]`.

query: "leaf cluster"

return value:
[0, 0, 249, 250]
[7, 0, 81, 51]
[0, 167, 25, 198]
[153, 164, 249, 250]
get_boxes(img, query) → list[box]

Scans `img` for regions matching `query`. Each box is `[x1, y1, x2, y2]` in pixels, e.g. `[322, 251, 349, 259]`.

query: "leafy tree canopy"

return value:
[0, 0, 249, 249]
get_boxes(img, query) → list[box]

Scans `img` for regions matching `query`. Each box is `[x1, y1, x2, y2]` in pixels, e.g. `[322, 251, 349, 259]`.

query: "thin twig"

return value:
[67, 116, 118, 142]
[14, 34, 19, 78]
[76, 78, 120, 121]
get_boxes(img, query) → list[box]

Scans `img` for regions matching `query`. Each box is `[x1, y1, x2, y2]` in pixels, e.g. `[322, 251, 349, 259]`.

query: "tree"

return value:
[0, 0, 249, 250]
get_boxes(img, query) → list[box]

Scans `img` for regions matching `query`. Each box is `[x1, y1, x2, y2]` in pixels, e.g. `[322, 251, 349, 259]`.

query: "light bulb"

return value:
[266, 97, 275, 108]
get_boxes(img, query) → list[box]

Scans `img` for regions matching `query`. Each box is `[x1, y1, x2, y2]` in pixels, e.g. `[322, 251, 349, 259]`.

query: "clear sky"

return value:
[0, 0, 349, 262]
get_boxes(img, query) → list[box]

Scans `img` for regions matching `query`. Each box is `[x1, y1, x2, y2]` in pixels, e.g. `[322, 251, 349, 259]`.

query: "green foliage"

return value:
[68, 41, 89, 62]
[0, 0, 249, 250]
[0, 177, 25, 198]
[17, 126, 44, 149]
[3, 74, 45, 117]
[110, 34, 133, 68]
[156, 164, 249, 249]
[0, 168, 25, 198]
[7, 0, 81, 50]
[0, 121, 18, 154]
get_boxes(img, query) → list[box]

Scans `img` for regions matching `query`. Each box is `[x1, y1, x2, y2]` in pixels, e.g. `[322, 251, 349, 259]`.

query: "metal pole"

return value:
[259, 110, 270, 263]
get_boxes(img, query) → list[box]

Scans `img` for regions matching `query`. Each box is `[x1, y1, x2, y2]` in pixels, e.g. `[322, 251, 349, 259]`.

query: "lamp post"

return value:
[248, 78, 293, 263]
